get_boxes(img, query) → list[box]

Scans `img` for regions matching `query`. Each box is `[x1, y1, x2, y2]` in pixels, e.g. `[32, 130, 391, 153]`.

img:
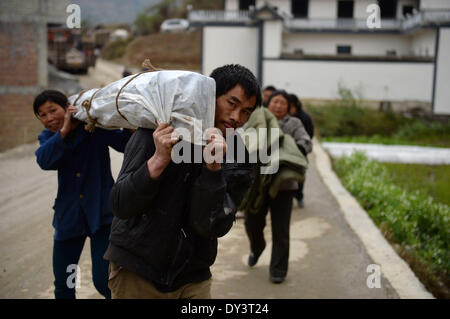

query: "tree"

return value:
[134, 0, 179, 35]
[134, 0, 224, 35]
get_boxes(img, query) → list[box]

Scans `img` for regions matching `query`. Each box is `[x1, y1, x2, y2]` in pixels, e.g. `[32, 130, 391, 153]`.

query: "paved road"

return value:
[0, 143, 126, 299]
[211, 152, 398, 299]
[0, 142, 399, 299]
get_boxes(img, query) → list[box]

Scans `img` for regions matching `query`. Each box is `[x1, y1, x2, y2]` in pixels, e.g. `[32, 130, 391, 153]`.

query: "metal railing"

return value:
[188, 9, 450, 30]
[284, 18, 402, 30]
[188, 10, 251, 23]
[422, 10, 450, 24]
[402, 10, 450, 30]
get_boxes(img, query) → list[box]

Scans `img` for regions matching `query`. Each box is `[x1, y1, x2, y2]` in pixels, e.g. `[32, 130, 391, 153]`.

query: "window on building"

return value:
[386, 50, 397, 56]
[338, 1, 354, 18]
[239, 0, 256, 10]
[337, 45, 352, 55]
[378, 0, 397, 18]
[291, 0, 309, 18]
[402, 5, 414, 17]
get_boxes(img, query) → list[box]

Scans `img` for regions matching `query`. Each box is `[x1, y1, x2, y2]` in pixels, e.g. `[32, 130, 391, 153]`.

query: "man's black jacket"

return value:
[104, 128, 253, 292]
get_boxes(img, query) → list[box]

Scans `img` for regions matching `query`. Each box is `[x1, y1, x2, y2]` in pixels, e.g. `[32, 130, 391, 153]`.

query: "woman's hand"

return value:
[60, 105, 81, 139]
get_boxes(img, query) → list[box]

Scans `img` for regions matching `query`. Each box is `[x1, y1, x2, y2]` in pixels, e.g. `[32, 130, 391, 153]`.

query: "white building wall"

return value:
[420, 0, 450, 10]
[282, 32, 412, 56]
[225, 0, 238, 11]
[263, 59, 433, 102]
[410, 29, 436, 57]
[434, 28, 450, 115]
[354, 0, 375, 19]
[202, 26, 259, 78]
[264, 20, 283, 58]
[309, 0, 337, 19]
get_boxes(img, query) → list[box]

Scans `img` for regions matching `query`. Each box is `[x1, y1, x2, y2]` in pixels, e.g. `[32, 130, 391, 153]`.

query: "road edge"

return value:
[313, 138, 434, 299]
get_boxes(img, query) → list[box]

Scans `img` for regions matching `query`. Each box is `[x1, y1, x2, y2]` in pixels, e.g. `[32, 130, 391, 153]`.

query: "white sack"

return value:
[68, 70, 216, 145]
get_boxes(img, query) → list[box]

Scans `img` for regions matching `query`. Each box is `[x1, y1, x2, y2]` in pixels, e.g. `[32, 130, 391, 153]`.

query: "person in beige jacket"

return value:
[244, 89, 311, 284]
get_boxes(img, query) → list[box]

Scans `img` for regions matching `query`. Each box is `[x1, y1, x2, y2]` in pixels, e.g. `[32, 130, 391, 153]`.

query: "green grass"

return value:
[333, 152, 450, 298]
[308, 104, 405, 137]
[101, 38, 133, 61]
[381, 163, 450, 207]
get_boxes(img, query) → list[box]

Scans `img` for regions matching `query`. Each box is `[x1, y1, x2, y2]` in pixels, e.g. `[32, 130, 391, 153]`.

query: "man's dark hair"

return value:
[33, 90, 68, 116]
[122, 69, 132, 78]
[266, 89, 291, 113]
[263, 85, 276, 92]
[209, 64, 262, 108]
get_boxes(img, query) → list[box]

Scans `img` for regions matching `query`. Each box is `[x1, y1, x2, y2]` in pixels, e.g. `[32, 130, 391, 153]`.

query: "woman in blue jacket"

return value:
[33, 90, 131, 299]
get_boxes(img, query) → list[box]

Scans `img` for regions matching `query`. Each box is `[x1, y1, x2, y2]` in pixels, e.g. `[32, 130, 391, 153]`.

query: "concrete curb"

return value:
[313, 139, 434, 299]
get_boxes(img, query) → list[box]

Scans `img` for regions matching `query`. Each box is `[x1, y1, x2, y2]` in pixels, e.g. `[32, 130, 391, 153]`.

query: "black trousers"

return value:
[244, 190, 295, 278]
[53, 224, 111, 299]
[294, 182, 304, 202]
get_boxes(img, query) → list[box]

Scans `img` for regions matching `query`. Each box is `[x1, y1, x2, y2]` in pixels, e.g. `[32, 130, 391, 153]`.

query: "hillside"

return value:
[119, 30, 202, 72]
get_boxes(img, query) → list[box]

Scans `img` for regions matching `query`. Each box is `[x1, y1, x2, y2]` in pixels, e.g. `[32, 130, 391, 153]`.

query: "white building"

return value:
[189, 0, 450, 115]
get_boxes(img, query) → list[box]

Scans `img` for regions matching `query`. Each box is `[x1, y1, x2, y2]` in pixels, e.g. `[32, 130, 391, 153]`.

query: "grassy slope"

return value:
[119, 30, 202, 71]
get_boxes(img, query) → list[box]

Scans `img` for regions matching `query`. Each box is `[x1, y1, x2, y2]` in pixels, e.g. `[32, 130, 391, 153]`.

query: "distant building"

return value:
[0, 0, 70, 151]
[189, 0, 450, 115]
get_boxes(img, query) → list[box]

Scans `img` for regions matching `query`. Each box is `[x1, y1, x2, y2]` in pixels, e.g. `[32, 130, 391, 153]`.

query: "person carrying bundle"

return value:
[104, 64, 262, 299]
[33, 90, 132, 299]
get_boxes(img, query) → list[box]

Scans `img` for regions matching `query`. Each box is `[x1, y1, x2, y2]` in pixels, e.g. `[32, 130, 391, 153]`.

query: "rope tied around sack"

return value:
[73, 58, 161, 132]
[115, 59, 162, 126]
[73, 89, 88, 106]
[81, 89, 101, 132]
[141, 59, 161, 72]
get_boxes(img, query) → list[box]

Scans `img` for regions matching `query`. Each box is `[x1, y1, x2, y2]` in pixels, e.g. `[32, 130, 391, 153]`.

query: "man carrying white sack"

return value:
[104, 64, 262, 298]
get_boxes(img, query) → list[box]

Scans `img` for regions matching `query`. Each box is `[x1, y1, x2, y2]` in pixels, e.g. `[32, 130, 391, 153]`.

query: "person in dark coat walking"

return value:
[288, 93, 314, 207]
[105, 64, 262, 298]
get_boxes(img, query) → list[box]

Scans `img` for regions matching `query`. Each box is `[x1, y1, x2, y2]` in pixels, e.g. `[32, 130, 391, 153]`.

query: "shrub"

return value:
[101, 38, 132, 60]
[334, 152, 450, 297]
[308, 103, 405, 137]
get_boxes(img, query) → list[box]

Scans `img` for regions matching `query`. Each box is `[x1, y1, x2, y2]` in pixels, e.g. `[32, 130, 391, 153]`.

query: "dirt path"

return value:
[211, 152, 399, 298]
[0, 143, 400, 299]
[0, 143, 123, 299]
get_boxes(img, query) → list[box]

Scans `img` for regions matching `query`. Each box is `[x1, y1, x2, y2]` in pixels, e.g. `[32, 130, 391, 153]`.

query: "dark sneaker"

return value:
[248, 252, 261, 267]
[270, 276, 285, 284]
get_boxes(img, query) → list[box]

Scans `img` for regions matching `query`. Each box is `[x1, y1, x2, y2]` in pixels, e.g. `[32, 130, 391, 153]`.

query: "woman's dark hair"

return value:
[209, 64, 262, 108]
[288, 93, 303, 113]
[33, 90, 68, 116]
[266, 89, 291, 113]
